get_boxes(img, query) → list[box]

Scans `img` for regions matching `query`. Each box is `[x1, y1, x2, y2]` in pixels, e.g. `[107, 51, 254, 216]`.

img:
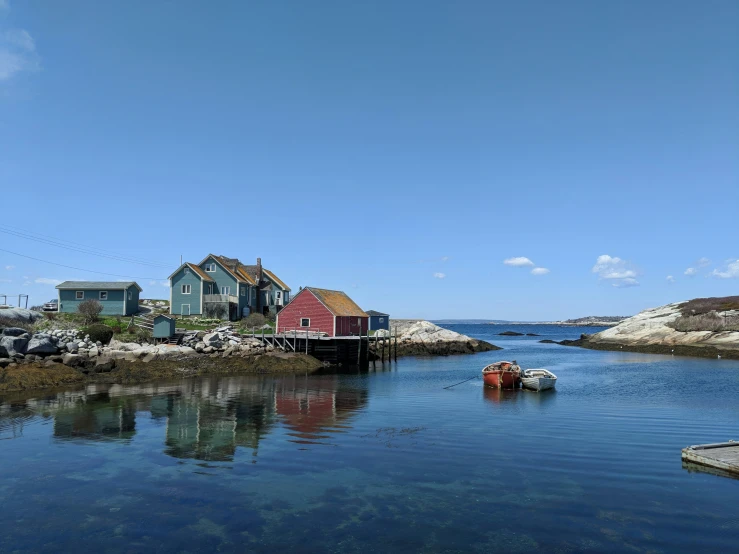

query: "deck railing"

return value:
[203, 294, 238, 304]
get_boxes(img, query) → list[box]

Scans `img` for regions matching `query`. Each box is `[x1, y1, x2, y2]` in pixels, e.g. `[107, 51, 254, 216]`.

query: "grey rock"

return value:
[94, 356, 115, 372]
[0, 335, 28, 357]
[88, 346, 99, 358]
[25, 354, 38, 362]
[66, 342, 78, 353]
[62, 353, 84, 367]
[203, 346, 215, 354]
[0, 308, 45, 324]
[194, 342, 205, 353]
[0, 358, 11, 368]
[26, 336, 58, 355]
[2, 327, 28, 337]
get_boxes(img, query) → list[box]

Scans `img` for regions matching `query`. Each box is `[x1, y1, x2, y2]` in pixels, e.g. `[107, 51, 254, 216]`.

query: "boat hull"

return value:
[521, 376, 556, 391]
[482, 370, 521, 389]
[521, 369, 557, 391]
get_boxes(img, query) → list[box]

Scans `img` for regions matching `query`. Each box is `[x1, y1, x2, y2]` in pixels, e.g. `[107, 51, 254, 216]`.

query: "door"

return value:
[181, 304, 190, 316]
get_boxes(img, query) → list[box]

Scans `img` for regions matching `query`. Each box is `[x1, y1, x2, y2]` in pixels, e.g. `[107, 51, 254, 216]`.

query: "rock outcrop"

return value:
[0, 307, 46, 324]
[579, 301, 739, 359]
[375, 320, 499, 358]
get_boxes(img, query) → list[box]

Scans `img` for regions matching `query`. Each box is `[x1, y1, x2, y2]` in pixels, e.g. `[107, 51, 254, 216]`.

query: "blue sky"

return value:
[0, 0, 737, 320]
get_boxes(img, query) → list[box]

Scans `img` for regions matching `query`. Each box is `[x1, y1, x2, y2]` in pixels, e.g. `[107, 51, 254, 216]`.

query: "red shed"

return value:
[276, 287, 369, 337]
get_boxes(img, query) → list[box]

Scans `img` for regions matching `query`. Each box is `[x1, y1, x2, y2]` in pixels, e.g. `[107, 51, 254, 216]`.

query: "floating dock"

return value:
[682, 442, 739, 476]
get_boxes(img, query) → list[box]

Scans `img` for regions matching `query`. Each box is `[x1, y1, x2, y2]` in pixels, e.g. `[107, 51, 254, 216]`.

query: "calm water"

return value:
[1, 324, 738, 553]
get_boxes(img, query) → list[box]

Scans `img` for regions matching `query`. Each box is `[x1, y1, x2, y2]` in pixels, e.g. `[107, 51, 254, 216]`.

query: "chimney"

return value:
[255, 258, 263, 314]
[256, 257, 263, 283]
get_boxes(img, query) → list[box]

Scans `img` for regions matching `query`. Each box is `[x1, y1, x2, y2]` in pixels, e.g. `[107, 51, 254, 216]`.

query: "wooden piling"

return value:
[394, 329, 398, 362]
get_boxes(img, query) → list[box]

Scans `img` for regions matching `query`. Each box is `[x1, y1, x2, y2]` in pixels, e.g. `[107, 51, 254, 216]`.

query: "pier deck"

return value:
[682, 442, 739, 475]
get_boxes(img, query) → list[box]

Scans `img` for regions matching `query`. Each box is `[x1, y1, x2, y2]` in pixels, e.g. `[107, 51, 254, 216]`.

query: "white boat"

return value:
[521, 369, 557, 391]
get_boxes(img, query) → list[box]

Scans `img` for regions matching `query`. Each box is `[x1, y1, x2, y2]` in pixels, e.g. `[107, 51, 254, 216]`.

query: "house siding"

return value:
[153, 316, 176, 338]
[336, 316, 369, 336]
[369, 315, 389, 331]
[276, 290, 335, 336]
[171, 267, 203, 315]
[125, 286, 140, 315]
[59, 289, 127, 316]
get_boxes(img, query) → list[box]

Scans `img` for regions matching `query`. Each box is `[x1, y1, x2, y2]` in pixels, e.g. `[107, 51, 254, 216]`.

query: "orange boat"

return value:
[482, 361, 522, 389]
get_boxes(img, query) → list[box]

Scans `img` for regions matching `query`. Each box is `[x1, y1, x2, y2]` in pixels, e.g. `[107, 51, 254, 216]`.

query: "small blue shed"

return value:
[153, 314, 176, 339]
[366, 310, 390, 331]
[56, 281, 142, 316]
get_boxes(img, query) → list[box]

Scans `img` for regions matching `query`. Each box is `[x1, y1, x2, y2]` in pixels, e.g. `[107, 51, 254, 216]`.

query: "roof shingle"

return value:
[307, 287, 368, 317]
[56, 281, 142, 291]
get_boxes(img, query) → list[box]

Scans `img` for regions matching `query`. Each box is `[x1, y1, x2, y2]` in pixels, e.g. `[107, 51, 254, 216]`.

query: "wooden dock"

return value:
[682, 442, 739, 476]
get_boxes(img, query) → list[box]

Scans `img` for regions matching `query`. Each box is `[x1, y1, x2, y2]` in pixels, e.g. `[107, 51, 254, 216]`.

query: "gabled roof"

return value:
[305, 287, 368, 317]
[56, 281, 143, 291]
[366, 310, 389, 317]
[198, 254, 248, 284]
[167, 263, 213, 282]
[154, 314, 175, 320]
[235, 266, 256, 286]
[263, 268, 291, 292]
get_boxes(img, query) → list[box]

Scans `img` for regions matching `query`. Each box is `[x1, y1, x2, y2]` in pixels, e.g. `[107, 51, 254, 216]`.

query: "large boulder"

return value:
[2, 327, 28, 337]
[203, 332, 223, 348]
[62, 353, 84, 367]
[0, 307, 45, 324]
[0, 335, 28, 357]
[26, 335, 58, 355]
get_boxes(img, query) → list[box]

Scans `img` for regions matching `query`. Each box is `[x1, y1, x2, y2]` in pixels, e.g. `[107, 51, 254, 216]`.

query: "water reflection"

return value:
[1, 375, 368, 462]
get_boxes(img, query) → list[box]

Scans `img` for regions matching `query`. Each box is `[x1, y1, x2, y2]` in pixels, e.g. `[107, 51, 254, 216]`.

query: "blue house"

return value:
[56, 281, 142, 316]
[366, 310, 390, 331]
[168, 255, 291, 320]
[153, 314, 176, 339]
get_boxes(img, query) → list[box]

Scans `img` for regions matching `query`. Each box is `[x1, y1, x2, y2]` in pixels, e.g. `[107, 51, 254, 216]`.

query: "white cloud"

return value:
[613, 278, 640, 288]
[503, 257, 534, 267]
[35, 277, 61, 285]
[531, 267, 550, 275]
[5, 265, 14, 270]
[4, 30, 34, 52]
[433, 272, 446, 279]
[710, 259, 739, 279]
[697, 257, 711, 268]
[592, 255, 639, 287]
[0, 28, 39, 81]
[684, 267, 698, 276]
[666, 275, 675, 283]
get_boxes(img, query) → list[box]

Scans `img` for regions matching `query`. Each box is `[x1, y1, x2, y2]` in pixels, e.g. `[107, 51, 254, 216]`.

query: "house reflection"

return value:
[53, 394, 137, 441]
[8, 373, 368, 461]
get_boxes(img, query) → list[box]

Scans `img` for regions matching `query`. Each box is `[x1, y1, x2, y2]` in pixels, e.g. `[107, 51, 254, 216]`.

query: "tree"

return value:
[78, 299, 103, 324]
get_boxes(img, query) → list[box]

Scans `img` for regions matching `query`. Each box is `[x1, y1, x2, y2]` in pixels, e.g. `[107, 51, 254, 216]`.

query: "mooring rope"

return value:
[443, 375, 478, 389]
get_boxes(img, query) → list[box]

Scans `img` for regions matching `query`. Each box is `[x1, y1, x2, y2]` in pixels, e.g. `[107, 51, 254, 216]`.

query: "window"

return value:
[379, 317, 384, 323]
[184, 267, 190, 274]
[75, 291, 84, 300]
[127, 291, 132, 300]
[276, 291, 281, 299]
[241, 287, 246, 296]
[221, 286, 230, 295]
[99, 291, 108, 300]
[181, 284, 191, 294]
[205, 263, 216, 272]
[301, 318, 310, 327]
[284, 292, 289, 303]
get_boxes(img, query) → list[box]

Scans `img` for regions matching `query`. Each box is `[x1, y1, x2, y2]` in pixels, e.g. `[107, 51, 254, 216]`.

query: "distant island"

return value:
[485, 316, 628, 327]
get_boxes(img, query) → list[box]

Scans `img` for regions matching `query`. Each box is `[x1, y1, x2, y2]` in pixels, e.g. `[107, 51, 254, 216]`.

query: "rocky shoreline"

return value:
[549, 301, 739, 360]
[0, 319, 498, 393]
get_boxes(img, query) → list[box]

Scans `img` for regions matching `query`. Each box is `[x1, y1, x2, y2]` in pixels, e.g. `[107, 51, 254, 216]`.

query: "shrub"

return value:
[679, 296, 739, 316]
[84, 324, 115, 344]
[30, 305, 44, 312]
[204, 303, 227, 320]
[668, 311, 739, 333]
[243, 313, 266, 329]
[78, 299, 103, 324]
[43, 312, 57, 321]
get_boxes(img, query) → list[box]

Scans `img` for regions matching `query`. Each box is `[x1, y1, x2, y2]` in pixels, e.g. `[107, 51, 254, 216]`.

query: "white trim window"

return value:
[75, 291, 84, 300]
[99, 291, 108, 300]
[301, 318, 310, 327]
[379, 317, 384, 323]
[181, 284, 192, 295]
[221, 286, 230, 295]
[276, 291, 281, 299]
[204, 263, 216, 273]
[240, 287, 246, 297]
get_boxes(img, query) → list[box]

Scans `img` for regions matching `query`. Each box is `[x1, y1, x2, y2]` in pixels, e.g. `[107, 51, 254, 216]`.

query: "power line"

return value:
[0, 225, 174, 268]
[0, 247, 169, 281]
